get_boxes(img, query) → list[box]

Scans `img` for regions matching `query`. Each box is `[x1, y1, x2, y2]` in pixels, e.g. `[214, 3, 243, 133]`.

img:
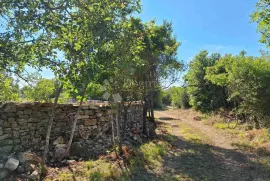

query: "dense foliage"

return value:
[167, 86, 189, 109]
[205, 53, 270, 127]
[0, 72, 20, 101]
[251, 0, 270, 47]
[184, 51, 227, 112]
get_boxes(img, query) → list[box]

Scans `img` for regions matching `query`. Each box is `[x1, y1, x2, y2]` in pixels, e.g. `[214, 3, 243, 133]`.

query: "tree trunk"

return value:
[254, 117, 260, 129]
[142, 100, 147, 135]
[111, 113, 115, 148]
[62, 86, 86, 160]
[116, 103, 123, 155]
[121, 106, 128, 139]
[42, 84, 63, 165]
[150, 90, 155, 119]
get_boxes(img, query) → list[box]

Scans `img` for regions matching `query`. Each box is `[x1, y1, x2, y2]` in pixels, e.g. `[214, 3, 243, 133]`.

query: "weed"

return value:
[59, 173, 73, 181]
[89, 171, 102, 181]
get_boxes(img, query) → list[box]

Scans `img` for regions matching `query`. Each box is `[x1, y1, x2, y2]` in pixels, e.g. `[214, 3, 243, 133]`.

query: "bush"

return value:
[185, 50, 228, 112]
[205, 52, 270, 127]
[168, 86, 190, 109]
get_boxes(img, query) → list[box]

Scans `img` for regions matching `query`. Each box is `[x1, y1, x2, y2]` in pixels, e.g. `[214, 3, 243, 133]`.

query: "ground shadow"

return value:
[128, 122, 270, 181]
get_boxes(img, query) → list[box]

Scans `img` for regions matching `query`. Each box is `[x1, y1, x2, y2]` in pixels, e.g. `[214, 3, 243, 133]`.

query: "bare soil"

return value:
[154, 108, 270, 181]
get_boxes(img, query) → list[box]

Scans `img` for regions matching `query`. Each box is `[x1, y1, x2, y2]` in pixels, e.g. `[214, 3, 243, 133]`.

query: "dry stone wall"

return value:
[0, 102, 153, 161]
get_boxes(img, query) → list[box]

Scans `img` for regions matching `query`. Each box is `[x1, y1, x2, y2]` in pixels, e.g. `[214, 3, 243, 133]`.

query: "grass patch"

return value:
[178, 123, 212, 145]
[203, 114, 270, 154]
[45, 140, 171, 181]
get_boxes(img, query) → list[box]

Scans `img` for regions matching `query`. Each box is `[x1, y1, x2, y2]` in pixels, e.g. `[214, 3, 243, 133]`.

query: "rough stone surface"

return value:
[4, 158, 19, 171]
[0, 168, 9, 179]
[29, 170, 39, 180]
[0, 102, 154, 160]
[20, 152, 43, 164]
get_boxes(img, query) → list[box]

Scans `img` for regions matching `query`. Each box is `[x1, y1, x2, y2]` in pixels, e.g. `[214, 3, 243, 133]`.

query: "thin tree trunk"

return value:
[62, 86, 87, 160]
[42, 84, 63, 165]
[116, 103, 123, 155]
[111, 113, 115, 148]
[150, 90, 154, 119]
[142, 100, 147, 135]
[122, 106, 128, 139]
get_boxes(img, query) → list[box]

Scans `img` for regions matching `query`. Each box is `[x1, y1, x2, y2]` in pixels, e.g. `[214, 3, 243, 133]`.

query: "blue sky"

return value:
[140, 0, 265, 63]
[2, 0, 266, 79]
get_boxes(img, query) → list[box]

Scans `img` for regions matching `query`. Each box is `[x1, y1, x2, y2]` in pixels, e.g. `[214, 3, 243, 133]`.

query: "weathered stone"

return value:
[0, 102, 149, 160]
[0, 134, 10, 140]
[4, 105, 16, 113]
[54, 147, 66, 159]
[14, 139, 20, 144]
[3, 128, 12, 134]
[4, 158, 19, 171]
[67, 160, 76, 165]
[96, 112, 102, 117]
[84, 110, 94, 115]
[13, 145, 22, 152]
[77, 119, 84, 125]
[17, 166, 24, 174]
[29, 170, 39, 180]
[0, 168, 9, 179]
[24, 109, 32, 115]
[19, 152, 42, 164]
[98, 117, 108, 122]
[77, 115, 89, 119]
[106, 109, 113, 114]
[55, 144, 66, 149]
[0, 139, 13, 145]
[82, 106, 90, 110]
[85, 119, 97, 126]
[17, 111, 24, 115]
[53, 136, 64, 145]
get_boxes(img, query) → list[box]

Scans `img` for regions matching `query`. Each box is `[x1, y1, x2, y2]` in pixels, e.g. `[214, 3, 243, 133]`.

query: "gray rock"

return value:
[0, 134, 10, 141]
[53, 136, 64, 145]
[67, 160, 76, 165]
[17, 166, 24, 174]
[19, 152, 42, 164]
[0, 139, 13, 146]
[54, 147, 66, 159]
[4, 158, 19, 171]
[0, 168, 9, 179]
[29, 170, 39, 180]
[0, 145, 13, 154]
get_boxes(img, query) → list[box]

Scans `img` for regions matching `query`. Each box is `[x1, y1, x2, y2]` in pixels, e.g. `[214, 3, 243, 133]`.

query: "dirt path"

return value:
[154, 109, 270, 181]
[155, 109, 235, 150]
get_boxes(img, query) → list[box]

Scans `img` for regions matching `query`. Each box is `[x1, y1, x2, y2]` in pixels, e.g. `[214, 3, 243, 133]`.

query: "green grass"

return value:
[178, 122, 212, 145]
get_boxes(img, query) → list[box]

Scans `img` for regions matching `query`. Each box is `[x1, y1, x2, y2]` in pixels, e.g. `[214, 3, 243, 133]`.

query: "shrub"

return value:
[167, 86, 190, 109]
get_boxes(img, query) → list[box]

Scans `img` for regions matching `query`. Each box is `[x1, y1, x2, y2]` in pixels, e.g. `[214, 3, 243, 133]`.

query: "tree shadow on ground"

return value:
[129, 124, 270, 181]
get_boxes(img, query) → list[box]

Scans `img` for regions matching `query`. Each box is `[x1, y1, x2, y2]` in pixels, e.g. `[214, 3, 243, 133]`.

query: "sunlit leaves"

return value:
[251, 0, 270, 47]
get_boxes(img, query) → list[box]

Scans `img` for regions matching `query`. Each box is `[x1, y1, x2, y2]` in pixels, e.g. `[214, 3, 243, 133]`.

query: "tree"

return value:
[60, 1, 142, 159]
[168, 86, 190, 109]
[131, 20, 184, 132]
[22, 79, 55, 102]
[185, 50, 227, 112]
[0, 72, 20, 101]
[205, 52, 270, 128]
[251, 0, 270, 47]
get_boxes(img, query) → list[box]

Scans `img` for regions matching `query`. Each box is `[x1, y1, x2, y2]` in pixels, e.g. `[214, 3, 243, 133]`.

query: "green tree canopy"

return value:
[185, 50, 227, 112]
[251, 0, 270, 47]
